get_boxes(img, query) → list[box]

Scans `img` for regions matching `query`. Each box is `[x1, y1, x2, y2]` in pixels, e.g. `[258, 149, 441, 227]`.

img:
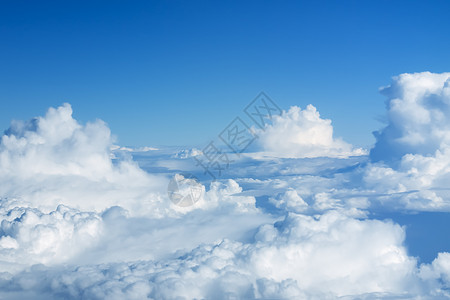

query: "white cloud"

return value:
[371, 72, 450, 162]
[0, 104, 168, 216]
[365, 72, 450, 211]
[255, 105, 366, 158]
[269, 188, 308, 213]
[0, 205, 102, 271]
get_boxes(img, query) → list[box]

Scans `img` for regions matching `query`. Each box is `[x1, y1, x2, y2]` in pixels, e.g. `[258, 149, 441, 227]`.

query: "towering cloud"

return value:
[256, 105, 365, 158]
[371, 72, 450, 163]
[365, 72, 450, 211]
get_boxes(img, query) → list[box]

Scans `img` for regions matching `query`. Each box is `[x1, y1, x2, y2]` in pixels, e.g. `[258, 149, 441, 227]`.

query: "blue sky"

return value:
[2, 0, 450, 147]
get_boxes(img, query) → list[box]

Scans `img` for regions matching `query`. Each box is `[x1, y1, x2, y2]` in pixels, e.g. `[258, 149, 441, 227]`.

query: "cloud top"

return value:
[371, 72, 450, 163]
[256, 105, 365, 158]
[0, 103, 166, 215]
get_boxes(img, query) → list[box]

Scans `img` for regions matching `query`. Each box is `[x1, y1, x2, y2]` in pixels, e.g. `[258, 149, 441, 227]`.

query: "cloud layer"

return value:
[0, 212, 428, 299]
[2, 73, 450, 299]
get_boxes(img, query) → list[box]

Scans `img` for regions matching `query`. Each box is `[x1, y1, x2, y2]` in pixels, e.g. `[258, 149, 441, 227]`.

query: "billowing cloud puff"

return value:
[269, 188, 308, 213]
[371, 72, 450, 163]
[250, 211, 419, 297]
[365, 72, 450, 211]
[0, 104, 168, 216]
[0, 205, 102, 270]
[420, 252, 450, 297]
[255, 105, 366, 158]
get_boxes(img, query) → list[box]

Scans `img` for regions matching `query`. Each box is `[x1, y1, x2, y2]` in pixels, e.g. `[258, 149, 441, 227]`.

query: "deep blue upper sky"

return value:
[2, 0, 450, 147]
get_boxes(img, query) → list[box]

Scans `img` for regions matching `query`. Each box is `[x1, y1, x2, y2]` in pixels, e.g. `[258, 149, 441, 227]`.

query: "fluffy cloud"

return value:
[0, 205, 102, 270]
[250, 211, 420, 297]
[269, 188, 308, 213]
[420, 252, 450, 296]
[255, 105, 366, 158]
[365, 72, 450, 211]
[371, 72, 450, 163]
[0, 104, 168, 216]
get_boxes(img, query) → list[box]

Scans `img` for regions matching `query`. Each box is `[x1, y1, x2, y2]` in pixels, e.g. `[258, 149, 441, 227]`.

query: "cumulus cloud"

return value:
[250, 211, 420, 297]
[255, 105, 366, 158]
[365, 72, 450, 211]
[420, 252, 450, 296]
[371, 72, 450, 163]
[269, 188, 308, 213]
[0, 103, 168, 216]
[0, 205, 102, 270]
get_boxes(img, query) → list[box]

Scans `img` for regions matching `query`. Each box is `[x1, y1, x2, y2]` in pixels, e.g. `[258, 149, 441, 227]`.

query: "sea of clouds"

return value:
[1, 72, 450, 299]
